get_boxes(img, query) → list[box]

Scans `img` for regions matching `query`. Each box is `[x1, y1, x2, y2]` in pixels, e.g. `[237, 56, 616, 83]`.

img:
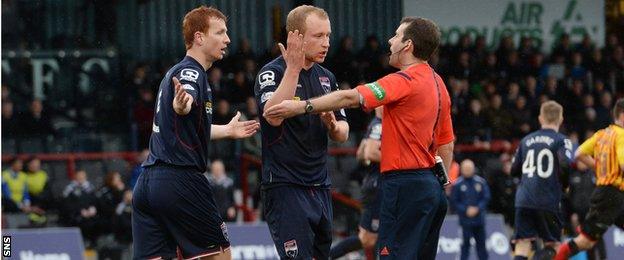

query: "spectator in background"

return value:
[212, 99, 234, 125]
[451, 159, 491, 260]
[588, 49, 608, 82]
[113, 190, 133, 244]
[226, 71, 254, 104]
[595, 91, 613, 128]
[20, 99, 54, 137]
[488, 154, 518, 226]
[60, 170, 99, 247]
[24, 157, 52, 213]
[458, 98, 490, 144]
[331, 36, 359, 84]
[207, 159, 236, 222]
[2, 158, 30, 213]
[511, 96, 533, 138]
[2, 100, 18, 138]
[569, 52, 587, 80]
[208, 67, 227, 99]
[129, 149, 149, 189]
[486, 94, 514, 139]
[96, 171, 126, 237]
[133, 87, 155, 149]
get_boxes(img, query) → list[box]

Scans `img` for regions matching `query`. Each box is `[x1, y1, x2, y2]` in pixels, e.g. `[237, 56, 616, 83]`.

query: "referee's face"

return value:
[388, 23, 409, 68]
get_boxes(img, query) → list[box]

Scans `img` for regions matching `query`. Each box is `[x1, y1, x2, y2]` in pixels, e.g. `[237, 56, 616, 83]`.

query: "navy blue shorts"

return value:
[132, 165, 230, 259]
[262, 185, 332, 259]
[377, 169, 447, 259]
[513, 207, 562, 242]
[359, 172, 381, 233]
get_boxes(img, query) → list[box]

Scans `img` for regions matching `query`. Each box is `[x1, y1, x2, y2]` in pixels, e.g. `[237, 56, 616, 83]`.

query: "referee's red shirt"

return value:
[355, 63, 454, 173]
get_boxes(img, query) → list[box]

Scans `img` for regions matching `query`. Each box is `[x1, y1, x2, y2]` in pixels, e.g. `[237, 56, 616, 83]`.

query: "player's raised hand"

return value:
[172, 77, 193, 115]
[263, 100, 305, 120]
[278, 30, 306, 72]
[319, 112, 337, 131]
[227, 111, 260, 139]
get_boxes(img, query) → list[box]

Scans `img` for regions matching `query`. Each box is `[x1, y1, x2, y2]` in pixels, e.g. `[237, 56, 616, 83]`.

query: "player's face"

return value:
[303, 14, 331, 64]
[204, 18, 231, 61]
[388, 23, 409, 68]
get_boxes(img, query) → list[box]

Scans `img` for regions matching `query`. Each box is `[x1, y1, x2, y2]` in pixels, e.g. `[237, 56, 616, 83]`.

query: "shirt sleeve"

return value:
[577, 132, 598, 157]
[367, 121, 382, 141]
[174, 67, 201, 101]
[355, 73, 412, 111]
[616, 132, 624, 167]
[510, 145, 523, 177]
[558, 137, 574, 167]
[436, 77, 455, 145]
[254, 66, 283, 112]
[329, 73, 347, 122]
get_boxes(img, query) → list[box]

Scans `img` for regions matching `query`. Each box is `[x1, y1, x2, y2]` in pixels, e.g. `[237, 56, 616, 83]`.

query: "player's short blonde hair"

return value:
[182, 6, 227, 50]
[286, 5, 329, 34]
[540, 101, 563, 124]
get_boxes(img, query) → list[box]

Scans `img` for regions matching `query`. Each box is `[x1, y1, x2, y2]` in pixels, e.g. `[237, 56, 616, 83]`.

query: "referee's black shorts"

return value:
[581, 185, 624, 240]
[132, 164, 230, 259]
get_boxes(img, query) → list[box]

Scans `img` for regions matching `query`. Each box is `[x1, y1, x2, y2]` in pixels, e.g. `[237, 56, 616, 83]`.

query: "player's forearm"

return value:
[437, 141, 454, 172]
[328, 120, 349, 143]
[264, 69, 300, 125]
[575, 153, 595, 168]
[310, 89, 361, 113]
[210, 124, 232, 140]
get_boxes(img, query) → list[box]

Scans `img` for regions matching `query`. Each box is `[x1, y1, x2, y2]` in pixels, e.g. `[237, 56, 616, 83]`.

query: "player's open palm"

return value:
[172, 77, 193, 115]
[279, 30, 306, 71]
[227, 111, 260, 139]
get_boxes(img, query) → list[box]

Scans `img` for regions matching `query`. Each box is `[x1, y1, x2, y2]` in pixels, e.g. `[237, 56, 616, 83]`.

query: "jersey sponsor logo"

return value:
[152, 122, 160, 133]
[283, 239, 298, 258]
[475, 183, 482, 192]
[205, 101, 212, 114]
[260, 91, 274, 104]
[180, 68, 199, 83]
[371, 219, 380, 232]
[258, 71, 276, 88]
[366, 81, 386, 100]
[319, 76, 331, 93]
[460, 184, 467, 192]
[182, 84, 195, 91]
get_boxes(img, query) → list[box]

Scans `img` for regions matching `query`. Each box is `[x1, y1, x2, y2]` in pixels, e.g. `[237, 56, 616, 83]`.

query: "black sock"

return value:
[329, 236, 362, 259]
[512, 256, 528, 260]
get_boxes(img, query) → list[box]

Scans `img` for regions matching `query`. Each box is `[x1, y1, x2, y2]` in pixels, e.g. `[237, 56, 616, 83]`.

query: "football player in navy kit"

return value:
[254, 5, 349, 259]
[330, 107, 382, 259]
[510, 101, 573, 260]
[132, 6, 259, 260]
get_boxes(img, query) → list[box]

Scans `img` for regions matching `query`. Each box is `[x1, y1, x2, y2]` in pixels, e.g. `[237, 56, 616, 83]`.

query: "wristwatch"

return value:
[304, 100, 314, 114]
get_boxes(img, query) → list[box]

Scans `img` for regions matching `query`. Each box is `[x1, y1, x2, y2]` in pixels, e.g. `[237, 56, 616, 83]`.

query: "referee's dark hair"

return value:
[614, 98, 624, 119]
[400, 17, 440, 61]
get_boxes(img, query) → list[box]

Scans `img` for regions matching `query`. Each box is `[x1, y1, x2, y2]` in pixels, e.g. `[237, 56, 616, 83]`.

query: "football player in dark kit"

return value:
[254, 5, 349, 259]
[510, 101, 573, 260]
[132, 6, 259, 260]
[330, 107, 382, 258]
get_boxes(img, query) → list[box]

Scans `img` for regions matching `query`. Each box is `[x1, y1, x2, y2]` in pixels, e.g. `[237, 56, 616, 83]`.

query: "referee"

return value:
[556, 98, 624, 260]
[264, 17, 454, 259]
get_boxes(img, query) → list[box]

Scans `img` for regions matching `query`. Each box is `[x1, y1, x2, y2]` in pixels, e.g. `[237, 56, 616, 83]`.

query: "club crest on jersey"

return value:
[319, 76, 331, 93]
[258, 71, 276, 88]
[475, 183, 482, 192]
[284, 239, 298, 258]
[180, 69, 199, 83]
[205, 101, 212, 115]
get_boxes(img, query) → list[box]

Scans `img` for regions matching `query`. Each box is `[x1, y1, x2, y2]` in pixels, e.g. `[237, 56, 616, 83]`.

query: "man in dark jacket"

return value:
[451, 159, 491, 260]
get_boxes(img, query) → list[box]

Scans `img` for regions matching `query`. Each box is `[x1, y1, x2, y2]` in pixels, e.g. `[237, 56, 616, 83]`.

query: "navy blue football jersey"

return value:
[255, 56, 347, 187]
[512, 129, 573, 211]
[364, 116, 382, 176]
[143, 56, 213, 172]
